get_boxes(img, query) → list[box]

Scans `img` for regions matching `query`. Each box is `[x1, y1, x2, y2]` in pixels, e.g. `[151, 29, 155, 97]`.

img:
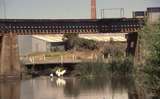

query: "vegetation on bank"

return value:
[62, 20, 160, 97]
[73, 56, 134, 78]
[72, 41, 132, 78]
[63, 33, 97, 51]
[135, 20, 160, 96]
[62, 33, 133, 78]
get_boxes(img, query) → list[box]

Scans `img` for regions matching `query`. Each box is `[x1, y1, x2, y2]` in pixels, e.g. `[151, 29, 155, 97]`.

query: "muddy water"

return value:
[0, 76, 143, 99]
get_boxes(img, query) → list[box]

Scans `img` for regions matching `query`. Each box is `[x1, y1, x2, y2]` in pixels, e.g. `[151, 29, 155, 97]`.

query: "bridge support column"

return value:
[0, 34, 21, 79]
[126, 32, 138, 56]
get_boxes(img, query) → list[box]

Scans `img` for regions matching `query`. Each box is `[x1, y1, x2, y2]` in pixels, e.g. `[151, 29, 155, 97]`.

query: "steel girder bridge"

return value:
[0, 18, 144, 79]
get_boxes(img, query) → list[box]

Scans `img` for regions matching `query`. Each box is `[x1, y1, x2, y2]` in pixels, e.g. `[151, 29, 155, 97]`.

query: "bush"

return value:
[78, 38, 97, 50]
[73, 61, 110, 78]
[102, 40, 125, 59]
[73, 56, 134, 78]
[137, 20, 160, 95]
[63, 33, 97, 51]
[63, 33, 79, 50]
[102, 46, 124, 58]
[108, 57, 134, 76]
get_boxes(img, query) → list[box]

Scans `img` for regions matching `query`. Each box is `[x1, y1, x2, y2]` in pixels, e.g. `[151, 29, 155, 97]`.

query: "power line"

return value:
[100, 8, 125, 19]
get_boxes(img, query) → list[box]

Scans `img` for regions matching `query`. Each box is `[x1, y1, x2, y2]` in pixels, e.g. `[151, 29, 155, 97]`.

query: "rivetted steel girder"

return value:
[0, 18, 144, 35]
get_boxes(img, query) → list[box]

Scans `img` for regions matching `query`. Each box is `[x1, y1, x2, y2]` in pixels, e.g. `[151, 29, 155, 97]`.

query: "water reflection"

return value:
[64, 78, 80, 97]
[0, 76, 146, 99]
[56, 78, 66, 86]
[20, 76, 138, 99]
[64, 77, 132, 99]
[0, 80, 20, 99]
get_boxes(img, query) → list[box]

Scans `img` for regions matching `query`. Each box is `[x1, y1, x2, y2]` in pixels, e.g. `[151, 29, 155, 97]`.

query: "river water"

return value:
[0, 76, 141, 99]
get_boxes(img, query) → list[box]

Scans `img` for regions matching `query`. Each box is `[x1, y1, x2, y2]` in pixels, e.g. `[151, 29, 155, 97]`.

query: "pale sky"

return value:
[0, 0, 160, 19]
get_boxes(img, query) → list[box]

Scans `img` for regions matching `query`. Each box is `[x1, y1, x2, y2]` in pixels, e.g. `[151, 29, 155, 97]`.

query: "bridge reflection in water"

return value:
[0, 77, 146, 99]
[0, 80, 20, 99]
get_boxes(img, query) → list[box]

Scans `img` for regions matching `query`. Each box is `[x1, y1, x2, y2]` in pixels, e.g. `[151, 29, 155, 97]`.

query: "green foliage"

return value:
[143, 33, 160, 95]
[102, 39, 125, 59]
[63, 33, 97, 50]
[63, 33, 79, 50]
[137, 20, 160, 95]
[50, 67, 65, 73]
[77, 38, 97, 50]
[102, 44, 125, 59]
[108, 57, 134, 76]
[73, 61, 109, 78]
[73, 56, 134, 78]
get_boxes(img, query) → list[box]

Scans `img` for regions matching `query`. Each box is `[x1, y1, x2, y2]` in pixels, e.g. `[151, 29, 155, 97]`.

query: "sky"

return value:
[0, 0, 160, 19]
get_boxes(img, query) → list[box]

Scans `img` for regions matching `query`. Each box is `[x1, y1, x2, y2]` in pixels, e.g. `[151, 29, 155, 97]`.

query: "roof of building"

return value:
[133, 11, 146, 16]
[33, 35, 63, 42]
[147, 7, 160, 13]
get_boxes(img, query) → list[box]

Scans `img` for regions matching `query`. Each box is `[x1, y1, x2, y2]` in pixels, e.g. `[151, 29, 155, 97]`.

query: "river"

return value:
[0, 76, 143, 99]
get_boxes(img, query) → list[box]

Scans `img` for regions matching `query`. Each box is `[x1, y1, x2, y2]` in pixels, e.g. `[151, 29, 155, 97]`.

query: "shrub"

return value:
[108, 57, 134, 76]
[63, 33, 79, 50]
[137, 20, 160, 95]
[102, 40, 125, 59]
[63, 33, 97, 51]
[73, 56, 134, 78]
[73, 61, 110, 78]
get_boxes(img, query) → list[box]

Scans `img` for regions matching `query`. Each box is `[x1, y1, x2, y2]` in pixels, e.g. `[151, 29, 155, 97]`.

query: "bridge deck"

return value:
[0, 18, 144, 35]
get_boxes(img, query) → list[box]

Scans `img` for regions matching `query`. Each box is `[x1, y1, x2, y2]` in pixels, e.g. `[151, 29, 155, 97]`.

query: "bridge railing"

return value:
[20, 52, 112, 65]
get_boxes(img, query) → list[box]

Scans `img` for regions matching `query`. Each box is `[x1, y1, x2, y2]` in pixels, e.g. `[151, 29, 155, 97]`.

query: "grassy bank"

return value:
[72, 57, 134, 78]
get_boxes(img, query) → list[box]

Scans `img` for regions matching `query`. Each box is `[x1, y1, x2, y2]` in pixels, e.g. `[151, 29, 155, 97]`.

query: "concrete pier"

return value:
[0, 34, 21, 79]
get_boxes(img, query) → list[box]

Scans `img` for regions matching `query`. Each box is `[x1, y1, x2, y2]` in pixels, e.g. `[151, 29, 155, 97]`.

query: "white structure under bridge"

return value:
[18, 33, 127, 56]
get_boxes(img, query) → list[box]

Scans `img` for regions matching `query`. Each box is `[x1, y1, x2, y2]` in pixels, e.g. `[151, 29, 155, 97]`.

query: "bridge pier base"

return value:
[0, 34, 21, 79]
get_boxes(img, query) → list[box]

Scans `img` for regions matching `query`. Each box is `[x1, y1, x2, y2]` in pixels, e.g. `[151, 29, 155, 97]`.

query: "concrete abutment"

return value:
[0, 34, 21, 79]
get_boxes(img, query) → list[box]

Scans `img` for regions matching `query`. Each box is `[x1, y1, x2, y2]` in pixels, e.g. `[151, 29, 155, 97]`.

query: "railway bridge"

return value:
[0, 18, 144, 79]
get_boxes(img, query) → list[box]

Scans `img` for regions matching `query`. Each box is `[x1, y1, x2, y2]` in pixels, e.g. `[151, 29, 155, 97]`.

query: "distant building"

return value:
[18, 35, 32, 56]
[133, 7, 160, 23]
[18, 35, 65, 56]
[132, 11, 146, 18]
[32, 35, 65, 53]
[147, 7, 160, 23]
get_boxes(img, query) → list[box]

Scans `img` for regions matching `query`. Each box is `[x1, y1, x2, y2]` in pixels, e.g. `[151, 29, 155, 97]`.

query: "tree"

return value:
[63, 33, 97, 51]
[63, 33, 79, 50]
[138, 20, 160, 95]
[102, 39, 125, 59]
